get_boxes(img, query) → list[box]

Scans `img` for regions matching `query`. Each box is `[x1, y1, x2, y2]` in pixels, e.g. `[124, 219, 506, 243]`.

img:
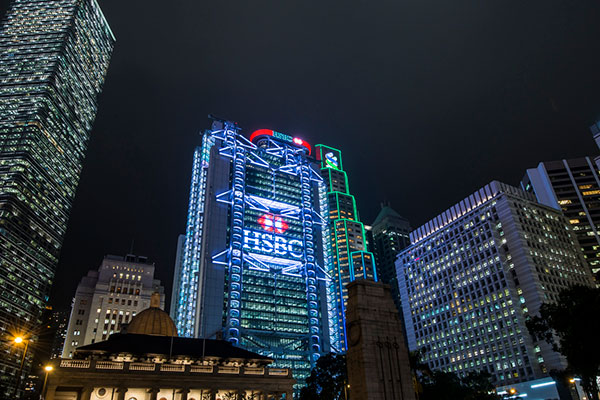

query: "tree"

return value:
[526, 285, 600, 400]
[299, 353, 347, 400]
[411, 348, 498, 400]
[418, 370, 499, 400]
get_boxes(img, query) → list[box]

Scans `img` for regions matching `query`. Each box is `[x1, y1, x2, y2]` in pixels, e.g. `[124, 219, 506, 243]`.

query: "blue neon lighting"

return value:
[530, 381, 555, 389]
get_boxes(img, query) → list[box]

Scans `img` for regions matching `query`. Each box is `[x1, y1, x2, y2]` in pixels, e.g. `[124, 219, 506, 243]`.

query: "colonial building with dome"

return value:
[45, 294, 294, 400]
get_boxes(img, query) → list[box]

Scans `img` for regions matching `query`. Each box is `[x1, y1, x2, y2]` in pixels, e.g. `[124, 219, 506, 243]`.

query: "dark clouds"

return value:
[1, 0, 599, 309]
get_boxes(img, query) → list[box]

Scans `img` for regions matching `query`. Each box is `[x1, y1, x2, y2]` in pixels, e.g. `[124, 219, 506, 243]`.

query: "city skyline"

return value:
[0, 0, 597, 314]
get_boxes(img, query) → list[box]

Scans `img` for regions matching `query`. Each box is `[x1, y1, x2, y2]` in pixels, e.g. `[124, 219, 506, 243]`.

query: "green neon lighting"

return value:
[315, 144, 344, 171]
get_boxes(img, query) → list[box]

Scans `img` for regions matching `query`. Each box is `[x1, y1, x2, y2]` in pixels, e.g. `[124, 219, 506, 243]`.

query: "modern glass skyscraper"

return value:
[0, 0, 114, 392]
[371, 203, 411, 311]
[173, 120, 340, 388]
[314, 144, 377, 350]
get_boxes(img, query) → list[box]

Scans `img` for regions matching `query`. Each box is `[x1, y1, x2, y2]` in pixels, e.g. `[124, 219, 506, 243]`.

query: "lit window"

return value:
[582, 190, 600, 196]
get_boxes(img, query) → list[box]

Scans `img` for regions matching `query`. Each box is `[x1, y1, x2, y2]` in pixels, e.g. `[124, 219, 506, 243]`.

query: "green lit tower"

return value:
[315, 145, 377, 350]
[0, 0, 114, 394]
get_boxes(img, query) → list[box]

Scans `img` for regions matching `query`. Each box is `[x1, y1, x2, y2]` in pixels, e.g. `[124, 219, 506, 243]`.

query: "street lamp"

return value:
[12, 335, 30, 397]
[41, 365, 53, 400]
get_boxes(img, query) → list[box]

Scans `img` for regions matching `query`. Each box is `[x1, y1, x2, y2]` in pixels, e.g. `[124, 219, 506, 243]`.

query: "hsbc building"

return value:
[172, 119, 343, 388]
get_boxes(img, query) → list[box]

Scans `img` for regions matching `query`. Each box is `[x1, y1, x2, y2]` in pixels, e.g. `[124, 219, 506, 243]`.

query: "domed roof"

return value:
[127, 293, 178, 337]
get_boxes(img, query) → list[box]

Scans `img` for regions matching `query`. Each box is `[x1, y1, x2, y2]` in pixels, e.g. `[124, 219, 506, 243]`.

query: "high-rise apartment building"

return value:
[314, 144, 377, 350]
[0, 0, 114, 393]
[396, 181, 593, 389]
[172, 120, 342, 387]
[62, 254, 164, 358]
[522, 157, 600, 280]
[371, 203, 411, 311]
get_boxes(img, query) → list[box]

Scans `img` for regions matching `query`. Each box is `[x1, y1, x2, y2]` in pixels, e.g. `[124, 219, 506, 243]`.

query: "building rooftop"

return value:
[127, 293, 177, 336]
[372, 204, 409, 227]
[75, 333, 272, 363]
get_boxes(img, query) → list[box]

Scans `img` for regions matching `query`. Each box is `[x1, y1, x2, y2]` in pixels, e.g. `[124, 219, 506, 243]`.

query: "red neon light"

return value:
[258, 214, 289, 234]
[249, 129, 311, 155]
[293, 137, 311, 155]
[249, 129, 274, 143]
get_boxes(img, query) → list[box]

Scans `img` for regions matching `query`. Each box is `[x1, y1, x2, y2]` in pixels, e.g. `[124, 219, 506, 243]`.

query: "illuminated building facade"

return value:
[314, 144, 377, 350]
[0, 0, 114, 394]
[371, 203, 411, 311]
[522, 157, 600, 281]
[172, 120, 339, 387]
[590, 120, 600, 169]
[396, 181, 594, 387]
[62, 254, 165, 358]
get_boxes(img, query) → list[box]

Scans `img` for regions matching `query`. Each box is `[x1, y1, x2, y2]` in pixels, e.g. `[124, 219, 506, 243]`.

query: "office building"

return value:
[47, 295, 294, 400]
[62, 254, 164, 358]
[0, 0, 114, 394]
[169, 234, 186, 318]
[172, 120, 341, 387]
[371, 203, 411, 310]
[314, 144, 377, 350]
[50, 309, 69, 360]
[396, 181, 593, 388]
[522, 157, 600, 280]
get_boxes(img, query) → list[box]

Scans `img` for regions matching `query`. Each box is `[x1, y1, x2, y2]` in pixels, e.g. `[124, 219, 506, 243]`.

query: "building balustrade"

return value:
[56, 359, 292, 378]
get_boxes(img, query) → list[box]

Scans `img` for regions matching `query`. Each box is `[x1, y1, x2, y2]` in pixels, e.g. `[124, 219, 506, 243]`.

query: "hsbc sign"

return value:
[243, 214, 303, 259]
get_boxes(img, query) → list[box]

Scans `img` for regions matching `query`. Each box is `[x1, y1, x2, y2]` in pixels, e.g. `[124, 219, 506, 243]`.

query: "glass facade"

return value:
[173, 122, 337, 389]
[371, 204, 411, 311]
[522, 157, 600, 281]
[315, 144, 377, 350]
[0, 0, 114, 394]
[396, 181, 594, 386]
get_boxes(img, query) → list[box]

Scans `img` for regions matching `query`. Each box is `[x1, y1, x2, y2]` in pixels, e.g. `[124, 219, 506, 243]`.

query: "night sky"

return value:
[2, 0, 600, 311]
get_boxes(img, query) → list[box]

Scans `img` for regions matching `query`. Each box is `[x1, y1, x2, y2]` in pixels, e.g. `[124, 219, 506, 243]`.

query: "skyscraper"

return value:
[396, 182, 593, 391]
[0, 0, 114, 393]
[314, 144, 377, 350]
[371, 203, 411, 311]
[172, 120, 340, 387]
[62, 254, 164, 358]
[170, 234, 186, 318]
[522, 157, 600, 280]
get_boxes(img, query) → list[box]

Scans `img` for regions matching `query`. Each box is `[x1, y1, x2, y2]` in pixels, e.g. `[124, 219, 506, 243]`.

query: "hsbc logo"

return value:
[258, 214, 289, 234]
[243, 214, 303, 259]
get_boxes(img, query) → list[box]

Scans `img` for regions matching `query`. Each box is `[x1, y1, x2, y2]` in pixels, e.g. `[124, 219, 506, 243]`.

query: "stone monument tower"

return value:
[346, 280, 416, 400]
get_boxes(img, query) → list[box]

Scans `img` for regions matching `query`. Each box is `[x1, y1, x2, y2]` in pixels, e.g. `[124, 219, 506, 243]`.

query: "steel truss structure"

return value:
[174, 121, 342, 387]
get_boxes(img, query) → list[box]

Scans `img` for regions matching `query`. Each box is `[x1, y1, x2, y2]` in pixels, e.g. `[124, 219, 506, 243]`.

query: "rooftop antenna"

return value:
[129, 238, 135, 255]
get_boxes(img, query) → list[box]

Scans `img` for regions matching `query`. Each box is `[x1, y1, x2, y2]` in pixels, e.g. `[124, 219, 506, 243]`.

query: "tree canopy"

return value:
[299, 353, 347, 400]
[526, 285, 600, 400]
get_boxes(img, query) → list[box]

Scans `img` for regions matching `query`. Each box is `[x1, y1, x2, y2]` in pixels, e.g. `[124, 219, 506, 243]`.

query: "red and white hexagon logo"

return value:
[258, 214, 289, 234]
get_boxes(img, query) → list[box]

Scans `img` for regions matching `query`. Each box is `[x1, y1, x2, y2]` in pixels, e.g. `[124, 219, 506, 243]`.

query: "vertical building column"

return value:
[45, 385, 57, 400]
[116, 387, 128, 400]
[148, 388, 160, 400]
[179, 388, 190, 400]
[80, 386, 93, 400]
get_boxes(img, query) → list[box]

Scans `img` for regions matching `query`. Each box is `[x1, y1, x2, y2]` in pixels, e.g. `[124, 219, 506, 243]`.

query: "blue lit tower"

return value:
[173, 120, 339, 387]
[0, 0, 114, 395]
[314, 145, 377, 350]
